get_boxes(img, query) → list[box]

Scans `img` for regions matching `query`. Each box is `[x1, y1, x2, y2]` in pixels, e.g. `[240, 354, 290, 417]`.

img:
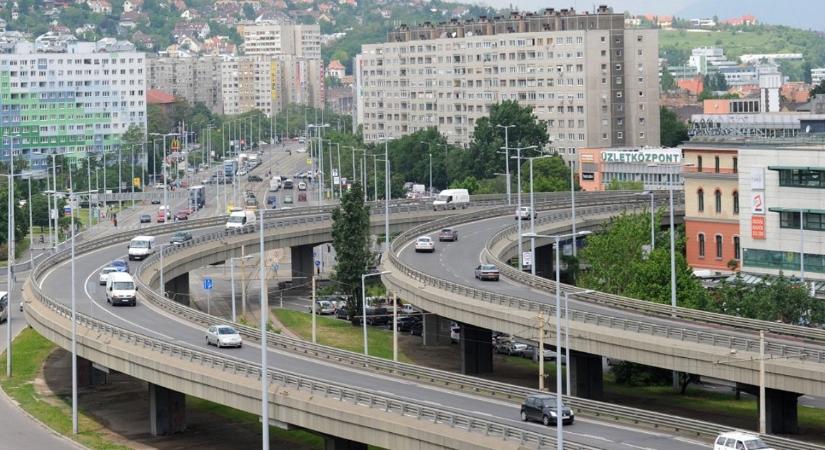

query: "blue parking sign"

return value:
[203, 277, 213, 290]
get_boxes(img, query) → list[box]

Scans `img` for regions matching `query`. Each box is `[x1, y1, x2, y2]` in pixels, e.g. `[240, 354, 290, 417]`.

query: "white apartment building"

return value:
[812, 67, 825, 87]
[688, 47, 737, 75]
[238, 22, 321, 59]
[148, 55, 224, 113]
[0, 33, 146, 161]
[356, 7, 660, 160]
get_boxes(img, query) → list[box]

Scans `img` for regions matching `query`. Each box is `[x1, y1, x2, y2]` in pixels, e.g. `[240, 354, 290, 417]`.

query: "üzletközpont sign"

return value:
[601, 151, 681, 164]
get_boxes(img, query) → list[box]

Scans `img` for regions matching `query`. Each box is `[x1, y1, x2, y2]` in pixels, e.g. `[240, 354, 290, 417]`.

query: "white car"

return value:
[713, 432, 774, 450]
[414, 236, 435, 253]
[98, 266, 119, 285]
[205, 325, 243, 348]
[515, 206, 537, 220]
[400, 304, 420, 315]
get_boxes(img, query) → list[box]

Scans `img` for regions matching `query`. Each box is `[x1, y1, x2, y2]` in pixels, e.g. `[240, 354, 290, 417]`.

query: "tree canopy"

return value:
[660, 107, 689, 148]
[519, 155, 576, 193]
[331, 183, 373, 318]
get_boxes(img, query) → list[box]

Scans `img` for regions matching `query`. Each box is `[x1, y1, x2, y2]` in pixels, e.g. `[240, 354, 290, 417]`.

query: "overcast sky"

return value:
[468, 0, 825, 30]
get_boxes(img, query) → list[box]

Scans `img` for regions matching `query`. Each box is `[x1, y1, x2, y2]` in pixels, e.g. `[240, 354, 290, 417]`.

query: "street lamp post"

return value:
[523, 230, 591, 450]
[361, 271, 391, 356]
[68, 169, 78, 434]
[258, 207, 270, 450]
[496, 124, 514, 205]
[509, 145, 537, 270]
[5, 135, 15, 377]
[514, 154, 551, 275]
[570, 162, 577, 256]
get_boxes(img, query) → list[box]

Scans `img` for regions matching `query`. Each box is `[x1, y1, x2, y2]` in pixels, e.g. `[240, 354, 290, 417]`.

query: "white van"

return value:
[713, 432, 774, 450]
[225, 208, 256, 231]
[269, 177, 281, 192]
[106, 272, 137, 306]
[128, 236, 156, 260]
[432, 189, 470, 211]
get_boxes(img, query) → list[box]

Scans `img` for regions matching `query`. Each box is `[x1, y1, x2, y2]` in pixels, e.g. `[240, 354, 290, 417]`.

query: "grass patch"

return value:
[503, 354, 559, 377]
[273, 309, 410, 362]
[0, 328, 132, 450]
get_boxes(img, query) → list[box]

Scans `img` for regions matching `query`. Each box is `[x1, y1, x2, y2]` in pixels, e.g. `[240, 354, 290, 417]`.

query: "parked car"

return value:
[335, 307, 350, 320]
[400, 304, 420, 315]
[98, 266, 119, 285]
[713, 432, 774, 450]
[297, 181, 307, 191]
[524, 347, 564, 363]
[414, 236, 435, 253]
[0, 291, 7, 323]
[298, 192, 307, 202]
[205, 325, 243, 348]
[450, 323, 460, 343]
[139, 214, 151, 223]
[474, 264, 500, 281]
[283, 195, 294, 204]
[309, 300, 336, 315]
[110, 259, 130, 273]
[515, 206, 537, 220]
[438, 228, 459, 241]
[389, 315, 421, 332]
[352, 307, 389, 326]
[520, 394, 574, 426]
[170, 231, 193, 246]
[409, 321, 423, 336]
[237, 169, 248, 177]
[248, 174, 263, 182]
[496, 341, 529, 356]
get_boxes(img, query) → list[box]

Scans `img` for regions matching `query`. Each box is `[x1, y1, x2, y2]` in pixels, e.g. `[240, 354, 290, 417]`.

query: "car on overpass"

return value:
[438, 228, 459, 242]
[713, 432, 773, 450]
[139, 214, 151, 223]
[515, 206, 537, 220]
[170, 231, 193, 246]
[414, 236, 435, 253]
[205, 325, 243, 348]
[474, 264, 499, 281]
[98, 266, 119, 285]
[520, 394, 574, 426]
[110, 258, 130, 273]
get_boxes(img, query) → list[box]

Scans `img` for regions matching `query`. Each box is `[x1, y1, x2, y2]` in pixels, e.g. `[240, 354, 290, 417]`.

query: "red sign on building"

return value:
[751, 216, 766, 240]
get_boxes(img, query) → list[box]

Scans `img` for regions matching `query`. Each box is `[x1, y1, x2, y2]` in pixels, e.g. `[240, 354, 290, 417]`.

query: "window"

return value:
[715, 190, 722, 213]
[734, 236, 741, 260]
[733, 191, 739, 214]
[780, 211, 825, 231]
[697, 156, 703, 172]
[715, 156, 720, 173]
[715, 235, 723, 259]
[733, 157, 738, 174]
[698, 234, 705, 258]
[777, 169, 825, 188]
[697, 189, 704, 212]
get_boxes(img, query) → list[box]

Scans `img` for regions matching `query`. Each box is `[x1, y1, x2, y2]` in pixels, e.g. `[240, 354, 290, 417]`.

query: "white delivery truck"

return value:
[432, 189, 470, 210]
[225, 208, 256, 232]
[128, 236, 156, 260]
[106, 272, 137, 306]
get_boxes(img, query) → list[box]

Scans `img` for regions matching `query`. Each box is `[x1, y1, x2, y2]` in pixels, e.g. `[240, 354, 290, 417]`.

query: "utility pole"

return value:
[538, 312, 545, 390]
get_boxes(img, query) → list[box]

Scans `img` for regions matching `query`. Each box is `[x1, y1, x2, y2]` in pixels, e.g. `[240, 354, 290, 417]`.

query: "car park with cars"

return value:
[474, 264, 500, 281]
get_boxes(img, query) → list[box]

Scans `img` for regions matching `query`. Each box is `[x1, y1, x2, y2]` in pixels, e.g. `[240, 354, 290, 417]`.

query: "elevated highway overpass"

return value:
[21, 193, 825, 449]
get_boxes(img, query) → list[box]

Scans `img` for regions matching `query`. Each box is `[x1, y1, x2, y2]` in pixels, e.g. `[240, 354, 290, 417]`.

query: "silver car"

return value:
[0, 291, 7, 323]
[205, 325, 243, 348]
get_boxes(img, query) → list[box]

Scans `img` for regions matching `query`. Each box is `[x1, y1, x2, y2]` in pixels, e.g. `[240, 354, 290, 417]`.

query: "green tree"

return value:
[449, 176, 480, 193]
[713, 274, 824, 325]
[660, 107, 689, 147]
[243, 3, 256, 19]
[520, 155, 575, 192]
[810, 80, 825, 97]
[661, 69, 676, 91]
[331, 183, 373, 320]
[606, 179, 644, 191]
[456, 101, 549, 181]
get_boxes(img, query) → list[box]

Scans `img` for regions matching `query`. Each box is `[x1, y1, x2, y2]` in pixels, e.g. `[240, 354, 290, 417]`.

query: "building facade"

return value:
[356, 7, 661, 160]
[578, 147, 682, 191]
[238, 22, 321, 58]
[0, 35, 146, 161]
[681, 143, 741, 274]
[147, 55, 224, 113]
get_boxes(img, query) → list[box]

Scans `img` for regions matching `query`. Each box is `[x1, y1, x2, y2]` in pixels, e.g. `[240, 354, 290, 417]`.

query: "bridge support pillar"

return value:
[149, 383, 186, 436]
[422, 313, 443, 346]
[164, 272, 190, 306]
[76, 357, 108, 387]
[460, 323, 493, 375]
[569, 351, 603, 400]
[323, 436, 367, 450]
[737, 384, 801, 434]
[534, 244, 553, 279]
[291, 244, 315, 278]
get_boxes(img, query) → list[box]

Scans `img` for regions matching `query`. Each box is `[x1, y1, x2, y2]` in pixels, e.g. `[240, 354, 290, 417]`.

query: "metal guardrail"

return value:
[26, 238, 596, 450]
[26, 192, 825, 450]
[485, 205, 825, 345]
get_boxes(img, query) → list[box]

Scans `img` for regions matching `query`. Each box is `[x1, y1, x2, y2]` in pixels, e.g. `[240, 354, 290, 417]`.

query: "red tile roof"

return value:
[147, 89, 175, 105]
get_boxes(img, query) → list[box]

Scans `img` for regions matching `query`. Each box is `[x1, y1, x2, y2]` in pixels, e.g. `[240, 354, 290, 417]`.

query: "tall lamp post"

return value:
[513, 154, 551, 275]
[361, 271, 390, 355]
[5, 134, 16, 377]
[636, 191, 656, 252]
[307, 123, 330, 204]
[496, 124, 515, 205]
[149, 132, 180, 218]
[508, 145, 537, 270]
[523, 230, 591, 450]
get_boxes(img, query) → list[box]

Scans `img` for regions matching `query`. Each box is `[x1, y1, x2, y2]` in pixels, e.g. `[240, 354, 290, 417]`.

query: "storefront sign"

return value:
[582, 172, 595, 181]
[751, 168, 765, 190]
[752, 216, 766, 239]
[751, 192, 765, 215]
[601, 150, 681, 164]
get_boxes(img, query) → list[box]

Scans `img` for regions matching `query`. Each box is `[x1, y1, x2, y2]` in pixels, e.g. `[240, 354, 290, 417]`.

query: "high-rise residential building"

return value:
[238, 22, 321, 59]
[221, 56, 282, 116]
[355, 6, 660, 162]
[812, 67, 825, 87]
[0, 33, 146, 163]
[147, 55, 224, 113]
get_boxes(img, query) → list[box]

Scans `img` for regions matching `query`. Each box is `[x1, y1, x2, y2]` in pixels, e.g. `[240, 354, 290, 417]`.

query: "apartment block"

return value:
[147, 55, 224, 113]
[238, 22, 321, 59]
[356, 7, 660, 161]
[0, 33, 146, 162]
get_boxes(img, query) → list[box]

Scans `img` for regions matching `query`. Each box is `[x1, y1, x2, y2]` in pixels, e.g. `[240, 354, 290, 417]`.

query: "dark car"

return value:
[248, 175, 263, 182]
[474, 264, 500, 281]
[335, 307, 350, 320]
[351, 307, 389, 326]
[520, 394, 574, 426]
[409, 321, 423, 336]
[170, 231, 193, 246]
[139, 214, 151, 223]
[175, 210, 190, 221]
[151, 198, 161, 204]
[438, 228, 459, 242]
[266, 195, 278, 208]
[110, 259, 129, 273]
[388, 315, 421, 332]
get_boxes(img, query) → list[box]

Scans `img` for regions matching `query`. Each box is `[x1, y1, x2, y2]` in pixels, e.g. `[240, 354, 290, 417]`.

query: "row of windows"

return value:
[778, 169, 825, 188]
[744, 248, 825, 274]
[697, 189, 739, 214]
[697, 234, 740, 260]
[779, 211, 825, 231]
[695, 155, 737, 173]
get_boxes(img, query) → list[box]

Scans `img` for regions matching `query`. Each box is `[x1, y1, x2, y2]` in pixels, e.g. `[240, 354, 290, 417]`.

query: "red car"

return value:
[175, 210, 190, 221]
[438, 228, 459, 242]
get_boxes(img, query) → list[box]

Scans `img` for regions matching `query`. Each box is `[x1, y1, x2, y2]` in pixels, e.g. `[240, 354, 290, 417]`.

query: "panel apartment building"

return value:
[238, 22, 321, 59]
[147, 55, 224, 113]
[356, 6, 660, 160]
[0, 33, 146, 164]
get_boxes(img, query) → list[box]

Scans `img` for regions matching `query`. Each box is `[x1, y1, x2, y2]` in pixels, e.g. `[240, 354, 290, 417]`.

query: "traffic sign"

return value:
[522, 251, 533, 267]
[203, 277, 213, 290]
[315, 260, 321, 267]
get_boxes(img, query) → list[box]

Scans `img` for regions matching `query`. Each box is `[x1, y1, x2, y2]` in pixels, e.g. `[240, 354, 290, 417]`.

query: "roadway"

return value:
[33, 208, 709, 449]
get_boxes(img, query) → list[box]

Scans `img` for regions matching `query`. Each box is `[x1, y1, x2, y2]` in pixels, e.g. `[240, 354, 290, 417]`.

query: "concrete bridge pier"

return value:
[534, 244, 553, 279]
[569, 350, 604, 400]
[738, 383, 801, 434]
[149, 383, 186, 436]
[422, 313, 446, 346]
[76, 357, 108, 387]
[291, 244, 315, 278]
[460, 323, 493, 375]
[164, 272, 190, 306]
[324, 436, 367, 450]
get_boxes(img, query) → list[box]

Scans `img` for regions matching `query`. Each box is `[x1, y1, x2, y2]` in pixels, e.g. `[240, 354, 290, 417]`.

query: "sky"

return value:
[468, 0, 825, 31]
